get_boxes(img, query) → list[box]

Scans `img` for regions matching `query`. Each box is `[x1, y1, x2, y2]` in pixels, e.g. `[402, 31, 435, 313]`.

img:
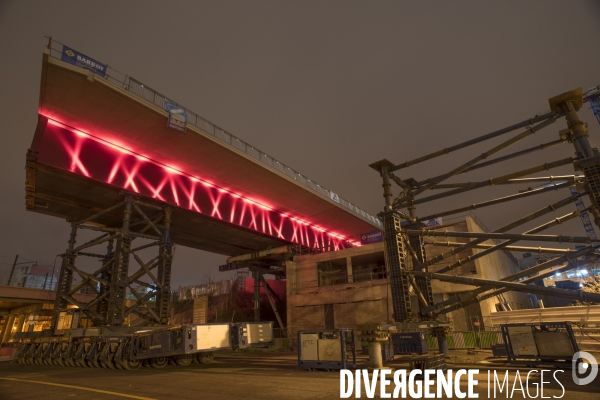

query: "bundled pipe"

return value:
[409, 268, 600, 303]
[405, 229, 591, 244]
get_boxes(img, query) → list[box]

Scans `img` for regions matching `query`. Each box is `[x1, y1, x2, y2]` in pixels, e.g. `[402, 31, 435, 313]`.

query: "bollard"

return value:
[368, 341, 383, 369]
[437, 335, 449, 356]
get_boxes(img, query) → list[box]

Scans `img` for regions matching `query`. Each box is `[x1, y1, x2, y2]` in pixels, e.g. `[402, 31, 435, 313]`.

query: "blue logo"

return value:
[61, 46, 106, 77]
[330, 192, 340, 203]
[166, 101, 187, 132]
[360, 230, 383, 245]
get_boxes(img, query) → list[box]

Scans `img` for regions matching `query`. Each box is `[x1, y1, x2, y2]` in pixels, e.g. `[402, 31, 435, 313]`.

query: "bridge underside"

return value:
[26, 160, 290, 256]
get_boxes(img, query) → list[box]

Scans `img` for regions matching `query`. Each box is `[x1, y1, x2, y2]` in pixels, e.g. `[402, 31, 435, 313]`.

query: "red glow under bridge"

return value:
[26, 48, 379, 255]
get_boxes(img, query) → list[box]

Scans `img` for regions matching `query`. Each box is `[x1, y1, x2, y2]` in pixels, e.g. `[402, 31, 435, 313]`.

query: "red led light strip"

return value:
[38, 118, 359, 250]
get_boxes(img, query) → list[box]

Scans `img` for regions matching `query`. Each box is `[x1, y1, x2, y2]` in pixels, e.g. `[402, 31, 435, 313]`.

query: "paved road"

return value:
[0, 354, 598, 399]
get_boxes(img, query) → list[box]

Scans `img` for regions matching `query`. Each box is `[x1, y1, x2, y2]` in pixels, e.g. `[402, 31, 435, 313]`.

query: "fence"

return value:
[45, 38, 381, 231]
[425, 331, 504, 351]
[490, 306, 600, 351]
[490, 305, 600, 327]
[423, 328, 600, 352]
[171, 278, 237, 302]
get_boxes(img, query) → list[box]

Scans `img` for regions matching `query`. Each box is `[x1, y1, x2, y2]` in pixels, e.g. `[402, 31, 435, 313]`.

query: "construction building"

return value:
[286, 215, 532, 341]
[4, 263, 58, 290]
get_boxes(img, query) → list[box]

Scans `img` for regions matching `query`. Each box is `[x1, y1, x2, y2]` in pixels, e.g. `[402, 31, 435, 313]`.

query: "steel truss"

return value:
[369, 87, 600, 324]
[52, 194, 174, 329]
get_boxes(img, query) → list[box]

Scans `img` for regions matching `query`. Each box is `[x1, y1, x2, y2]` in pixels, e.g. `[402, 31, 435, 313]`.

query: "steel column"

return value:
[52, 223, 77, 330]
[106, 196, 133, 326]
[381, 211, 412, 322]
[253, 270, 261, 322]
[552, 89, 600, 228]
[259, 275, 286, 336]
[407, 233, 434, 319]
[155, 206, 173, 324]
[96, 240, 113, 321]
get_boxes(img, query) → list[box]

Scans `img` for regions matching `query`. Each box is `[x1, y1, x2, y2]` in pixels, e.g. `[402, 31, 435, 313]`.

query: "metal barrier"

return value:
[45, 38, 381, 231]
[424, 328, 600, 352]
[425, 331, 504, 350]
[490, 305, 600, 327]
[0, 346, 17, 362]
[490, 307, 600, 351]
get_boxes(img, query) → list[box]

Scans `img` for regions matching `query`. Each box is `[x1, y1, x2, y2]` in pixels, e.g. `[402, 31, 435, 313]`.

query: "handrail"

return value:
[44, 38, 382, 230]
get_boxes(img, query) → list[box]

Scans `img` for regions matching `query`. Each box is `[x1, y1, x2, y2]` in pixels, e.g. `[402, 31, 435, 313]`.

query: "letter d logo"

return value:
[573, 351, 598, 385]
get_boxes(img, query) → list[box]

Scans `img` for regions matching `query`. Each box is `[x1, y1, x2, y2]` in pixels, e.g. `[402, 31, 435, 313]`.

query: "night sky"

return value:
[1, 1, 599, 287]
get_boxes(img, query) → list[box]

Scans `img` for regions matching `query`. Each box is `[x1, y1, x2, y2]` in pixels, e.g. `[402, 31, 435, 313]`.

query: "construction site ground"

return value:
[0, 350, 598, 399]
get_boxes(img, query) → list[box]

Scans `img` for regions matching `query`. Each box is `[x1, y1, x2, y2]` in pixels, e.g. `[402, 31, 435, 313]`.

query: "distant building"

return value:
[10, 263, 58, 290]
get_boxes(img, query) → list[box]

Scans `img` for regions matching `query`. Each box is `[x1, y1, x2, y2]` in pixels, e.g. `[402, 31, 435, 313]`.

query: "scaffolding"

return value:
[51, 194, 174, 329]
[362, 87, 600, 364]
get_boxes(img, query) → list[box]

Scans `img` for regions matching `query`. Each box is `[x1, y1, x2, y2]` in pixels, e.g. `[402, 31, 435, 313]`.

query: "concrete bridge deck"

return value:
[26, 48, 380, 255]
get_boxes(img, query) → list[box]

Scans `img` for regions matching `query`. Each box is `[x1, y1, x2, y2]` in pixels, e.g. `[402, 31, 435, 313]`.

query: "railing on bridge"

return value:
[45, 38, 382, 230]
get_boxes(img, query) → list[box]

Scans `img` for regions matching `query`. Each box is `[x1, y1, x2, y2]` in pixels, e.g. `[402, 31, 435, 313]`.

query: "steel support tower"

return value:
[51, 193, 174, 330]
[361, 88, 600, 364]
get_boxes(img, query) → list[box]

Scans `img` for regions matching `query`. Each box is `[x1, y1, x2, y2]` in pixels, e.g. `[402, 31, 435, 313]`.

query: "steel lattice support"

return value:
[96, 240, 113, 323]
[253, 270, 262, 322]
[380, 210, 412, 322]
[155, 207, 173, 325]
[106, 236, 131, 326]
[51, 224, 77, 328]
[554, 89, 600, 229]
[407, 197, 435, 312]
[365, 86, 600, 329]
[50, 194, 175, 330]
[407, 233, 435, 318]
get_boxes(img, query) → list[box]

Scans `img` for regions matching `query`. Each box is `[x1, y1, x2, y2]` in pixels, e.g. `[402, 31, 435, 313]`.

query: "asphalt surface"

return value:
[0, 352, 599, 399]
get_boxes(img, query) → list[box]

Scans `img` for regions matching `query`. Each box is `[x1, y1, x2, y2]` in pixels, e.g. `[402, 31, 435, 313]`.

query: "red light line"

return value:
[43, 116, 362, 247]
[209, 191, 223, 220]
[107, 156, 122, 183]
[123, 162, 141, 193]
[230, 198, 237, 223]
[170, 178, 180, 206]
[248, 207, 257, 230]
